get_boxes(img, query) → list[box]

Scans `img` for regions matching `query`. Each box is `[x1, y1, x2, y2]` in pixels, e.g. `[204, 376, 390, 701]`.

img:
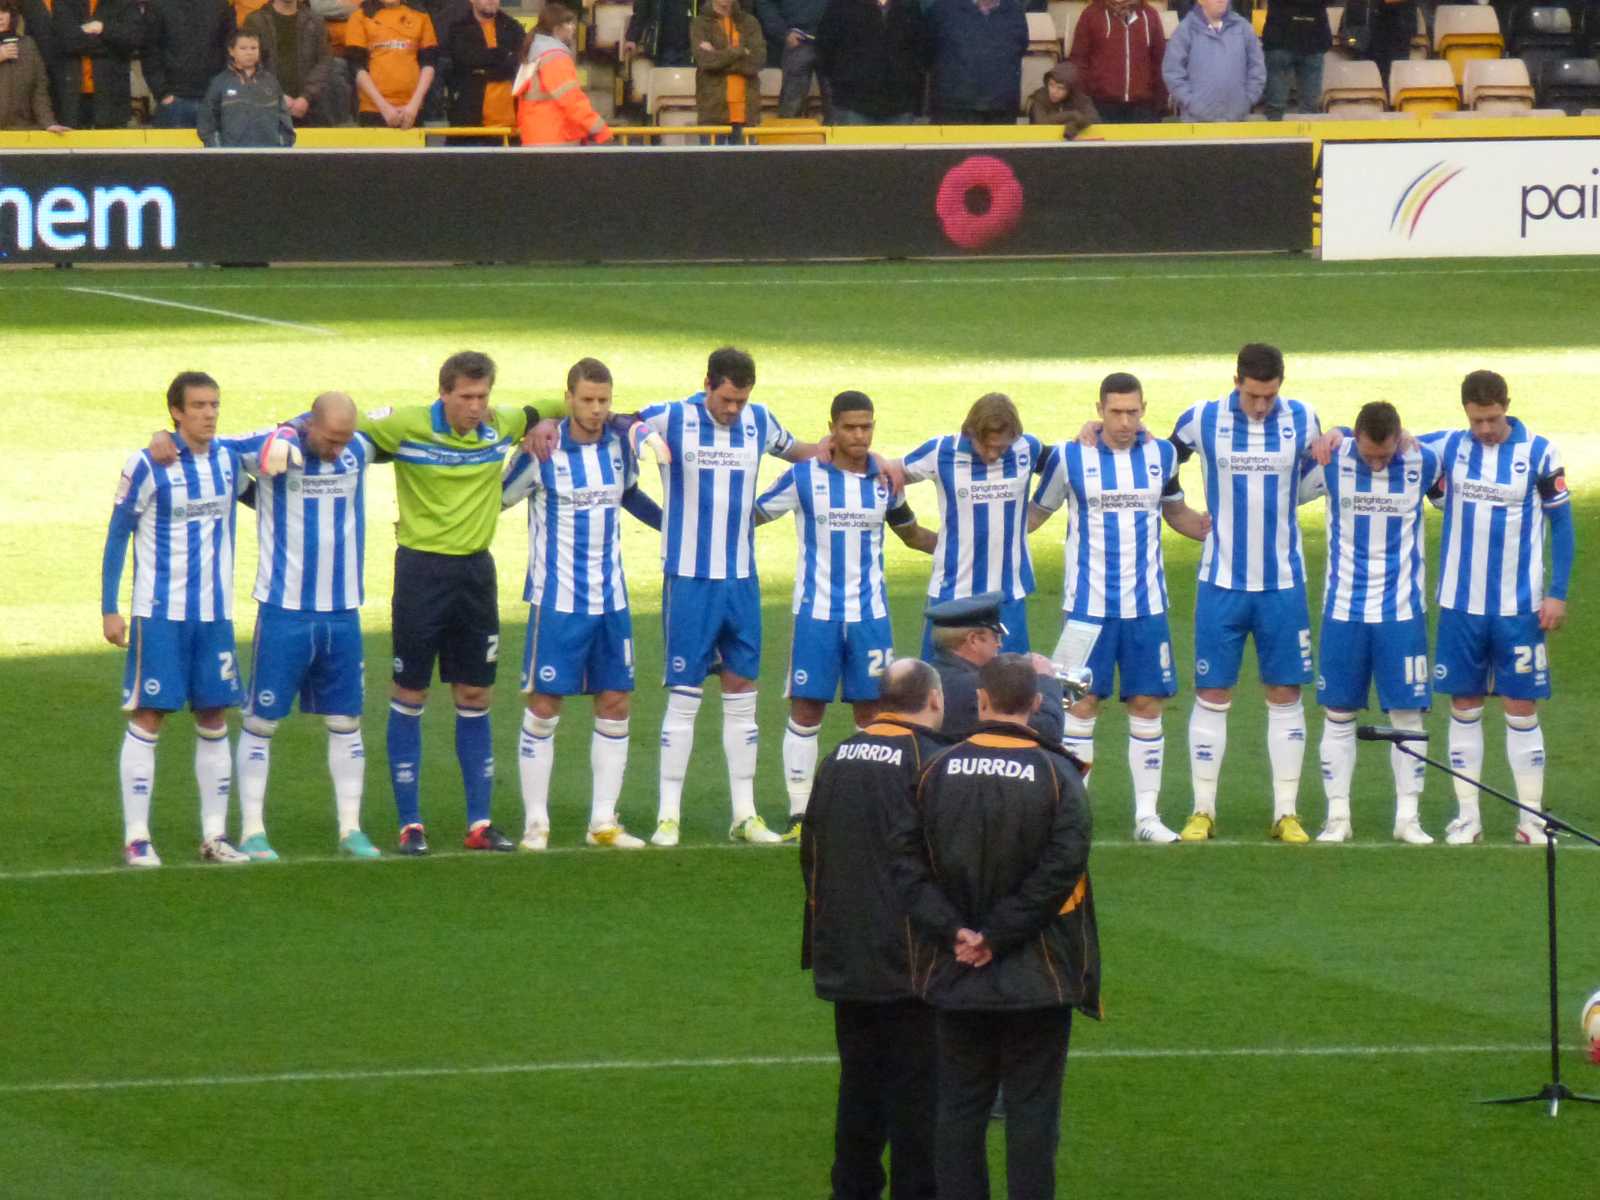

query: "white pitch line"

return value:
[23, 263, 1600, 294]
[3, 836, 1591, 884]
[0, 1043, 1550, 1097]
[64, 285, 337, 335]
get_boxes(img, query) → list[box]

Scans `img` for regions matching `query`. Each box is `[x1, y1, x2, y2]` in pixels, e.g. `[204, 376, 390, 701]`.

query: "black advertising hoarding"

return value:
[0, 142, 1311, 265]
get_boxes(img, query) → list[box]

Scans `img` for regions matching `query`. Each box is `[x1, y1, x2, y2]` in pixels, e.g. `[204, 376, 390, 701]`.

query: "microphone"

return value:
[1356, 725, 1429, 744]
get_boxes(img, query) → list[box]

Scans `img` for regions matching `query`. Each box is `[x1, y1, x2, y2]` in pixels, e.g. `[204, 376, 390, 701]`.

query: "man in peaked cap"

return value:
[924, 591, 1065, 744]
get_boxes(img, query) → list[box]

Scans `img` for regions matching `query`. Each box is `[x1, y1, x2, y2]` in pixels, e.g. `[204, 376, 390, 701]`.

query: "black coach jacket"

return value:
[801, 716, 951, 1004]
[897, 721, 1101, 1019]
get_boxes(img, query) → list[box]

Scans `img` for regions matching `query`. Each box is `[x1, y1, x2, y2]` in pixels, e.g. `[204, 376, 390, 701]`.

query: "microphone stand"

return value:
[1391, 739, 1600, 1117]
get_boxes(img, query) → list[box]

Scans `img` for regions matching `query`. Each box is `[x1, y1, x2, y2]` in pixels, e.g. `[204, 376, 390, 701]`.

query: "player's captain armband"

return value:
[1051, 619, 1103, 677]
[1538, 469, 1570, 504]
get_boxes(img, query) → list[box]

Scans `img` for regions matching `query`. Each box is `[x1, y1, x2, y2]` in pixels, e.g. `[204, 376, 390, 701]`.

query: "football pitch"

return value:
[5, 254, 1600, 1197]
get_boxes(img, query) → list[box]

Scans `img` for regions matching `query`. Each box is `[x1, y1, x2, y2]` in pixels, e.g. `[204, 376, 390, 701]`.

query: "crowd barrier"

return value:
[0, 141, 1312, 265]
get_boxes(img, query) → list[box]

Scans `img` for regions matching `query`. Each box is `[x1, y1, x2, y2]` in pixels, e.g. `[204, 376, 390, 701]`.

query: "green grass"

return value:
[4, 255, 1600, 1197]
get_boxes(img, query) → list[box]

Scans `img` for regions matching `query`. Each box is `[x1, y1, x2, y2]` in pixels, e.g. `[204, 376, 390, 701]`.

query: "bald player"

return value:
[233, 393, 385, 860]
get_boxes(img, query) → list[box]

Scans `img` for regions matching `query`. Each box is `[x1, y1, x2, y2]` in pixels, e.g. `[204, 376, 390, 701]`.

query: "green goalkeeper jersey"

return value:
[360, 400, 534, 556]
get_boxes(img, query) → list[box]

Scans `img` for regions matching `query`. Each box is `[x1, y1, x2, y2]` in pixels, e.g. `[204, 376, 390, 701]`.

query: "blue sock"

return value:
[388, 701, 424, 827]
[456, 706, 494, 827]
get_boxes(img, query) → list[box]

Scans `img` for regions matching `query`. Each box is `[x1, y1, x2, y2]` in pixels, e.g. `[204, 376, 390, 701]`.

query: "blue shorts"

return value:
[662, 574, 761, 687]
[919, 595, 1032, 659]
[245, 604, 365, 720]
[1193, 581, 1313, 690]
[1435, 608, 1550, 700]
[122, 616, 242, 713]
[788, 614, 895, 703]
[1316, 614, 1430, 713]
[522, 605, 635, 696]
[1071, 612, 1178, 701]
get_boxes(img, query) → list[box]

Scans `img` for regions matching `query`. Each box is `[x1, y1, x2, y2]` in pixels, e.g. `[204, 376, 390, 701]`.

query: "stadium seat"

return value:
[1435, 5, 1506, 84]
[590, 3, 633, 57]
[1050, 0, 1088, 51]
[1462, 56, 1535, 108]
[1509, 4, 1574, 53]
[1411, 7, 1430, 59]
[648, 65, 697, 120]
[1161, 9, 1178, 38]
[1027, 12, 1062, 55]
[1321, 55, 1388, 112]
[759, 66, 782, 113]
[1538, 55, 1600, 112]
[1389, 57, 1462, 112]
[1252, 5, 1266, 36]
[626, 54, 654, 107]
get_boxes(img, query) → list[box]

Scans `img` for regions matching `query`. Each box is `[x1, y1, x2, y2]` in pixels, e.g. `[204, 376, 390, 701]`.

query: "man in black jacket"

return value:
[802, 657, 946, 1200]
[1261, 0, 1328, 118]
[925, 592, 1065, 745]
[897, 653, 1100, 1200]
[623, 0, 696, 67]
[440, 0, 520, 138]
[815, 0, 928, 123]
[145, 0, 233, 127]
[51, 0, 143, 127]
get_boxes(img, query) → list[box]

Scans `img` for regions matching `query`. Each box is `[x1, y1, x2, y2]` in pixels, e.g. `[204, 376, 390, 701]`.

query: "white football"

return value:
[1583, 988, 1600, 1048]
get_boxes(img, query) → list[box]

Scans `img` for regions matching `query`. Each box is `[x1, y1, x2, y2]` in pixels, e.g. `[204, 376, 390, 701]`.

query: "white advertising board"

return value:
[1322, 138, 1600, 260]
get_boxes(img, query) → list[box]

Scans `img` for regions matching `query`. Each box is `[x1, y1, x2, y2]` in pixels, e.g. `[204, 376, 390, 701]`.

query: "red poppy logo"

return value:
[936, 156, 1024, 251]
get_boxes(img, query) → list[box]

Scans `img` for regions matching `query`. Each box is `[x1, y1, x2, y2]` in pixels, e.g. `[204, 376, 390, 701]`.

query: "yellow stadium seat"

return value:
[1434, 4, 1505, 85]
[1389, 58, 1461, 113]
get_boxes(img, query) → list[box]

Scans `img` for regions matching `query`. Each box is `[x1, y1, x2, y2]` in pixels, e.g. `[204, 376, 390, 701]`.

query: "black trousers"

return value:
[832, 999, 937, 1200]
[930, 107, 1016, 125]
[1093, 99, 1159, 123]
[934, 1006, 1072, 1200]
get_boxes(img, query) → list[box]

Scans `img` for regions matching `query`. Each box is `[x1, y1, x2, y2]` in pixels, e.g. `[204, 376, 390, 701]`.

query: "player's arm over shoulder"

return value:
[753, 465, 800, 525]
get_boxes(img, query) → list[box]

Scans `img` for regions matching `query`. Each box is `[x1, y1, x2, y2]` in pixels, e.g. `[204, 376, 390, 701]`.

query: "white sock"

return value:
[195, 724, 232, 841]
[658, 687, 701, 824]
[1188, 698, 1230, 817]
[1063, 715, 1097, 786]
[236, 729, 271, 840]
[591, 716, 629, 828]
[1389, 709, 1426, 824]
[518, 710, 559, 832]
[328, 730, 366, 836]
[1266, 699, 1307, 819]
[1449, 705, 1485, 823]
[1319, 712, 1357, 823]
[723, 691, 760, 825]
[782, 720, 821, 816]
[1505, 712, 1545, 816]
[1127, 715, 1164, 823]
[120, 722, 158, 844]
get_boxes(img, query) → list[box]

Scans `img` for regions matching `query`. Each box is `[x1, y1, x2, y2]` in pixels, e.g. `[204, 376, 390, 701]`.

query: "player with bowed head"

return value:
[103, 372, 275, 866]
[753, 390, 937, 839]
[1300, 401, 1444, 843]
[1033, 372, 1210, 842]
[500, 358, 663, 850]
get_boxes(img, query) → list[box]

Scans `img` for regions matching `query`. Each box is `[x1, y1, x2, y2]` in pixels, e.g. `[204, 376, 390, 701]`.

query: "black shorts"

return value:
[391, 546, 500, 690]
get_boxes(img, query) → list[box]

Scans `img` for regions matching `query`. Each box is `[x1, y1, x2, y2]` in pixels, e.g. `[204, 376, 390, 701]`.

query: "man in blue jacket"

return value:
[926, 0, 1026, 124]
[1161, 0, 1264, 121]
[756, 0, 826, 115]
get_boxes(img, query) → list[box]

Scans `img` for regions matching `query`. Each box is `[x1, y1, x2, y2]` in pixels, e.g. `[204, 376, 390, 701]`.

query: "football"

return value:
[1583, 989, 1600, 1063]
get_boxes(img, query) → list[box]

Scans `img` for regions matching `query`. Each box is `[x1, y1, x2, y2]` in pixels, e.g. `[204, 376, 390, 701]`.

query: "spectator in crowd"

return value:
[691, 0, 764, 137]
[513, 1, 613, 144]
[51, 0, 142, 127]
[623, 0, 696, 67]
[1261, 0, 1327, 118]
[926, 0, 1028, 125]
[755, 0, 824, 116]
[144, 0, 234, 128]
[345, 0, 436, 128]
[442, 0, 517, 134]
[198, 26, 294, 142]
[815, 0, 929, 124]
[1026, 58, 1098, 132]
[314, 0, 359, 59]
[234, 0, 268, 25]
[0, 0, 66, 128]
[244, 0, 351, 125]
[1067, 0, 1166, 122]
[1162, 0, 1264, 121]
[18, 0, 58, 114]
[1366, 0, 1415, 88]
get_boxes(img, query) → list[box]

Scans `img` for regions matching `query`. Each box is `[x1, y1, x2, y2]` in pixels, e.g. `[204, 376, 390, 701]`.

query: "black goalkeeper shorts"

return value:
[391, 546, 500, 690]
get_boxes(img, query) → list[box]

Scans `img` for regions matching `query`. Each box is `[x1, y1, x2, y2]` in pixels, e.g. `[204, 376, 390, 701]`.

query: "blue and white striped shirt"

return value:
[638, 393, 794, 580]
[1170, 391, 1321, 592]
[1420, 418, 1569, 616]
[755, 459, 910, 622]
[1301, 440, 1442, 624]
[104, 431, 269, 622]
[250, 432, 374, 613]
[1032, 437, 1182, 620]
[502, 423, 639, 614]
[901, 432, 1042, 604]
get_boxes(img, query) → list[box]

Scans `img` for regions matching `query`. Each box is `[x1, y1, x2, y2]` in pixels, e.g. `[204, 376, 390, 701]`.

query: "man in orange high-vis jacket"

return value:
[513, 0, 611, 145]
